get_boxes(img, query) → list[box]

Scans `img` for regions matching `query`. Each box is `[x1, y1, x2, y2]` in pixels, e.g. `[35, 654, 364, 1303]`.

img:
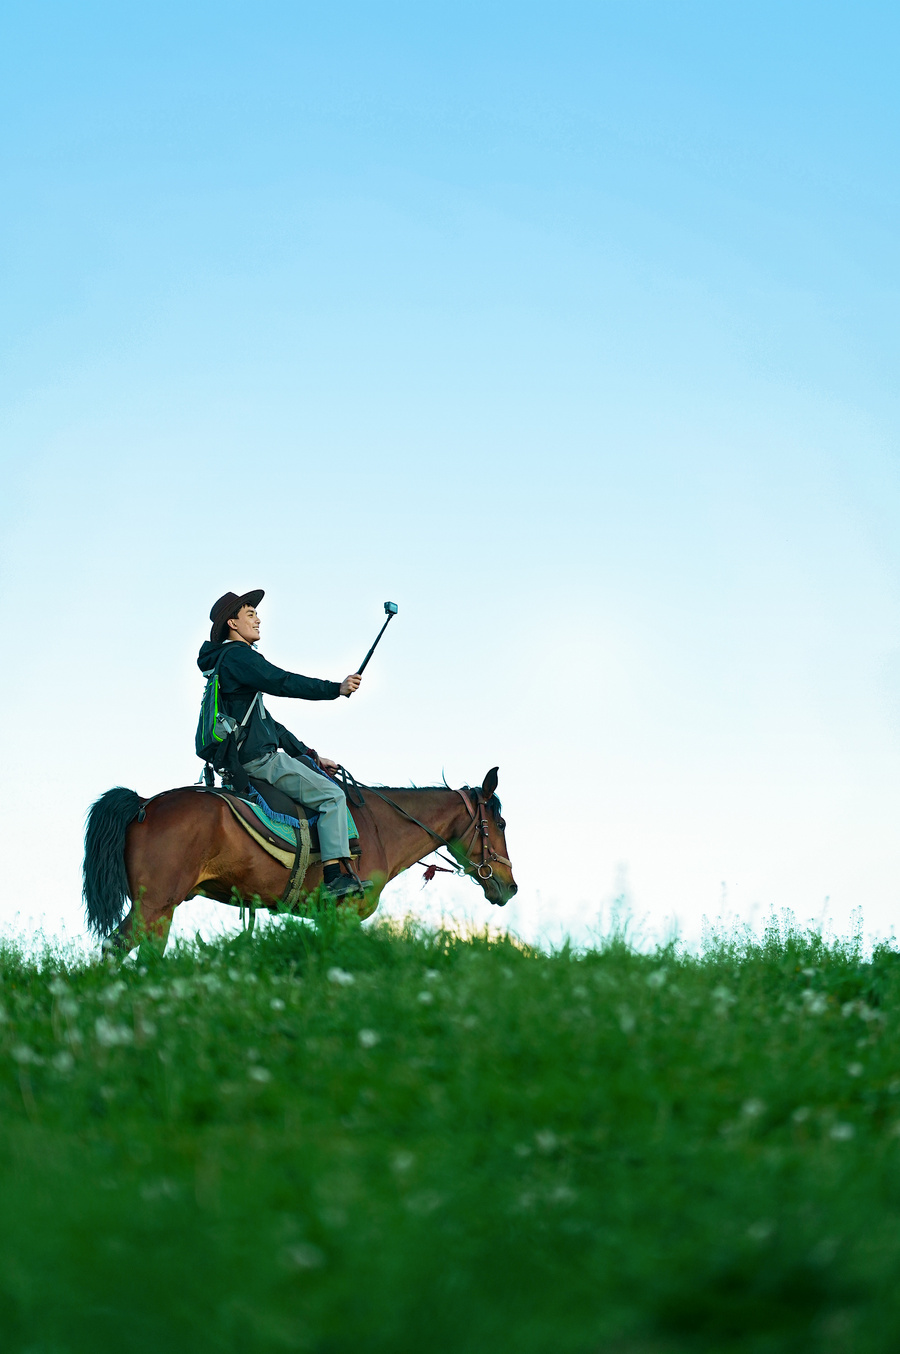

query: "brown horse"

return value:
[83, 767, 517, 951]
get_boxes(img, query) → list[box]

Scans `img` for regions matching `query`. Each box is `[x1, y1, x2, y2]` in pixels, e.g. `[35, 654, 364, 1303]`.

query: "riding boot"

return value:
[323, 873, 372, 900]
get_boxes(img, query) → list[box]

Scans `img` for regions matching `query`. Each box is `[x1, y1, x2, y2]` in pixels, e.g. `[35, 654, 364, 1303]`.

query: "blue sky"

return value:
[3, 2, 900, 947]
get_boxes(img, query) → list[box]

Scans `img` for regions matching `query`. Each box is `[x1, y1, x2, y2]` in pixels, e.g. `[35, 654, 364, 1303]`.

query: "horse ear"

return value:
[482, 766, 499, 799]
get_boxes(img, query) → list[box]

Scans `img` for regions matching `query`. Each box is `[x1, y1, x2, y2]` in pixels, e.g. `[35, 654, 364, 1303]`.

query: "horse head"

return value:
[462, 767, 517, 906]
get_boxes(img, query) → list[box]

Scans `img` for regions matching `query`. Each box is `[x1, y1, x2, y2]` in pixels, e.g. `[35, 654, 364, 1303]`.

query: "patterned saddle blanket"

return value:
[212, 779, 360, 869]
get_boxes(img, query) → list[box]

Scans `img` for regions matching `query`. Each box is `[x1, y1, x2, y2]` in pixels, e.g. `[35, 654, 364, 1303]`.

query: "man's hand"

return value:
[340, 673, 362, 697]
[319, 756, 340, 775]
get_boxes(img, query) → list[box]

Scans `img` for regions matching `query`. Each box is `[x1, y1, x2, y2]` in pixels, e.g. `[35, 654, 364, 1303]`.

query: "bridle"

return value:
[335, 769, 511, 885]
[450, 787, 512, 881]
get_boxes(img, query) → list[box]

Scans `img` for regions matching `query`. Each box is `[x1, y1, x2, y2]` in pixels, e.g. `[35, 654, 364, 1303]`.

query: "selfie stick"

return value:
[357, 601, 398, 675]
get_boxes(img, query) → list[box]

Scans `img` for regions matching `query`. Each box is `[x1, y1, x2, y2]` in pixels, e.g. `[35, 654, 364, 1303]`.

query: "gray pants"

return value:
[242, 750, 351, 861]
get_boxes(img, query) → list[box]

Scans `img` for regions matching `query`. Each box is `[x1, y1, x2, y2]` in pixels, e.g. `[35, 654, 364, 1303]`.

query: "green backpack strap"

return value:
[196, 647, 262, 777]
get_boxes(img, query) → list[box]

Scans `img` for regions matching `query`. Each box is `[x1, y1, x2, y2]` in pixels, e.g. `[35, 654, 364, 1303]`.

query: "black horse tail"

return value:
[83, 787, 143, 938]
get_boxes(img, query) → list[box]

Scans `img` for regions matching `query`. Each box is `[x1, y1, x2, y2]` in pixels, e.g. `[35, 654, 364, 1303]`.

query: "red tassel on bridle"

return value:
[422, 862, 455, 884]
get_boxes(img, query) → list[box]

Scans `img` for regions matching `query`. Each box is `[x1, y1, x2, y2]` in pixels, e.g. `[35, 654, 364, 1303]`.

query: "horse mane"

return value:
[368, 783, 505, 828]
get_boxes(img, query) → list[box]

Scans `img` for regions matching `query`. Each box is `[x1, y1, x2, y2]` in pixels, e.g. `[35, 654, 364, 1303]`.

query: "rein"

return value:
[336, 768, 511, 884]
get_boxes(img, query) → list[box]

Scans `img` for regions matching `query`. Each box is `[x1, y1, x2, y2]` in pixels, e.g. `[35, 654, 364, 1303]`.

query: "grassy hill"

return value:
[2, 907, 900, 1353]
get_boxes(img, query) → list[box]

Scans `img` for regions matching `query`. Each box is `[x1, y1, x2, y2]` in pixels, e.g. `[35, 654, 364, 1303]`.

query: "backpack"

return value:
[195, 649, 262, 778]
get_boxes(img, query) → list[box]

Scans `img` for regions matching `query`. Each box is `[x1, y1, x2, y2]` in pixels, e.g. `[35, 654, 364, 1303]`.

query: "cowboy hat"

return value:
[209, 589, 265, 643]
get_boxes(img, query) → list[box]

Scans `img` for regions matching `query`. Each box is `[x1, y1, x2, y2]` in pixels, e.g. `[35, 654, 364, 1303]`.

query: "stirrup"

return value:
[323, 873, 372, 900]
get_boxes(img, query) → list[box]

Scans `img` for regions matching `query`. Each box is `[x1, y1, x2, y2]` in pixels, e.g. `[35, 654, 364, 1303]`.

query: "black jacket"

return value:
[196, 640, 341, 766]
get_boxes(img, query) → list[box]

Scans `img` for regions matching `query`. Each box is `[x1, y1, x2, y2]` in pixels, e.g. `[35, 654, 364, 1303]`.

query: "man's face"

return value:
[228, 605, 261, 644]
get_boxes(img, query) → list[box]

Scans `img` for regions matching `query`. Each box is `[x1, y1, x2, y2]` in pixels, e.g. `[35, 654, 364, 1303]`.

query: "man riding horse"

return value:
[198, 588, 371, 901]
[82, 594, 516, 946]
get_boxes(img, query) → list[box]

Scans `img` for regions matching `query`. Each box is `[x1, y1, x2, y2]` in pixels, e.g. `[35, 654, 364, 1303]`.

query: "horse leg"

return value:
[118, 839, 211, 958]
[106, 897, 175, 955]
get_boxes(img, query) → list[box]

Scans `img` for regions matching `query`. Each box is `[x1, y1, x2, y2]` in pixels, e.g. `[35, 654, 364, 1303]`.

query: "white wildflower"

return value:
[792, 1106, 810, 1123]
[535, 1129, 559, 1154]
[802, 990, 828, 1015]
[358, 1028, 380, 1048]
[617, 1005, 635, 1034]
[58, 996, 79, 1019]
[48, 977, 69, 997]
[830, 1122, 855, 1141]
[94, 1016, 133, 1047]
[11, 1044, 40, 1065]
[417, 990, 434, 1005]
[270, 998, 286, 1011]
[285, 1243, 325, 1270]
[406, 1190, 443, 1215]
[424, 969, 440, 982]
[847, 1062, 864, 1078]
[327, 967, 355, 986]
[140, 1178, 179, 1201]
[248, 1065, 272, 1083]
[711, 985, 735, 1011]
[742, 1098, 766, 1119]
[52, 1050, 75, 1073]
[392, 1150, 415, 1174]
[549, 1185, 576, 1204]
[646, 969, 667, 989]
[99, 981, 127, 1007]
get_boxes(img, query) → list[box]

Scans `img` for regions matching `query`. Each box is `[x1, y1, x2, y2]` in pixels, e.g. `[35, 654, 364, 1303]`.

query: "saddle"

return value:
[248, 778, 323, 849]
[216, 779, 361, 863]
[202, 780, 362, 914]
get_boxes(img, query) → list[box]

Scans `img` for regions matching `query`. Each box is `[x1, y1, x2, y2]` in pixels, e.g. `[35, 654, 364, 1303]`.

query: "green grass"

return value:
[2, 908, 900, 1353]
